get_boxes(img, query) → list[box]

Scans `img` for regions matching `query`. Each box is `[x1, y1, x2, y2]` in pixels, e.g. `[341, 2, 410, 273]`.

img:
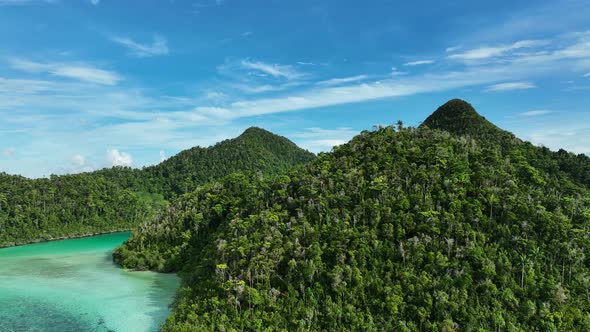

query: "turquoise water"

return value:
[0, 232, 179, 332]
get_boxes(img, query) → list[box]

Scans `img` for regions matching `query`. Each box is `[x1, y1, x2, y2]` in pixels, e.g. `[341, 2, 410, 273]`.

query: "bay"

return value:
[0, 232, 178, 332]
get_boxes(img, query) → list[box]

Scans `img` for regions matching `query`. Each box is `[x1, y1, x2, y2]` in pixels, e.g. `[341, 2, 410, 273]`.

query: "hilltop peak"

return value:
[239, 126, 272, 137]
[421, 99, 504, 137]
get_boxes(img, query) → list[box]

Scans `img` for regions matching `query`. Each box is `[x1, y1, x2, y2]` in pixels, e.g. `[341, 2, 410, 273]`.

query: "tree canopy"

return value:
[0, 127, 314, 246]
[116, 101, 590, 331]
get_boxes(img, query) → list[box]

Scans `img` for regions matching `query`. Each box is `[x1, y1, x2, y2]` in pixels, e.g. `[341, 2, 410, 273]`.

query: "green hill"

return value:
[116, 100, 590, 331]
[422, 99, 590, 187]
[0, 128, 314, 247]
[421, 98, 506, 138]
[142, 126, 316, 199]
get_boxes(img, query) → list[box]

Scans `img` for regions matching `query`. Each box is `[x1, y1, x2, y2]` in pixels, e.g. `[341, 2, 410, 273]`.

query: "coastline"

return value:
[0, 229, 132, 249]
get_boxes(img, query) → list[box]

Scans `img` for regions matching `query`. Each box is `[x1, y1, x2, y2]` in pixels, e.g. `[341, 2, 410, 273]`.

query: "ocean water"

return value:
[0, 232, 179, 332]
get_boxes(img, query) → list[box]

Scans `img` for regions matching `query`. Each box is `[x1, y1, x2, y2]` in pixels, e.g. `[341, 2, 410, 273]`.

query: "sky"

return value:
[1, 0, 590, 178]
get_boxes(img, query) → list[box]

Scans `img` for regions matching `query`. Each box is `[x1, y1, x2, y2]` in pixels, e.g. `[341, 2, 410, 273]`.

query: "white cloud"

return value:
[390, 67, 408, 76]
[0, 0, 54, 5]
[240, 60, 302, 80]
[0, 77, 54, 96]
[485, 81, 536, 92]
[291, 127, 357, 139]
[445, 45, 463, 52]
[111, 34, 169, 57]
[316, 75, 369, 86]
[9, 59, 121, 85]
[51, 66, 120, 85]
[448, 39, 548, 61]
[193, 0, 224, 8]
[72, 154, 86, 166]
[0, 0, 29, 4]
[159, 150, 167, 162]
[233, 84, 282, 94]
[107, 149, 133, 167]
[404, 60, 435, 66]
[528, 128, 590, 155]
[4, 30, 590, 177]
[68, 154, 94, 173]
[291, 127, 357, 153]
[305, 139, 347, 149]
[520, 110, 554, 116]
[584, 72, 590, 77]
[207, 68, 512, 119]
[3, 147, 15, 157]
[203, 91, 226, 100]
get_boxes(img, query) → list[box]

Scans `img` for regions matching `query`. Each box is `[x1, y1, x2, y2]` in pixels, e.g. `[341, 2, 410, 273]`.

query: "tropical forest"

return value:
[2, 1, 590, 331]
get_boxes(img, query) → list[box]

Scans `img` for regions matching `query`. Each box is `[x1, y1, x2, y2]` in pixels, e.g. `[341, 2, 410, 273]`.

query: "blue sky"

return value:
[1, 0, 590, 177]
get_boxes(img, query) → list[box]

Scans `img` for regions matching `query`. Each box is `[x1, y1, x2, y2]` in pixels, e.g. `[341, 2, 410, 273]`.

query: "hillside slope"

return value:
[143, 127, 316, 199]
[422, 99, 590, 187]
[0, 171, 164, 247]
[0, 128, 314, 247]
[116, 100, 590, 331]
[421, 99, 505, 138]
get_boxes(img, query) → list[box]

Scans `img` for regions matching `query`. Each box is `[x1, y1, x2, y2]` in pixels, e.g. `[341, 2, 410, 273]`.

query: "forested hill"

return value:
[116, 100, 590, 331]
[423, 99, 590, 187]
[421, 98, 506, 138]
[141, 126, 316, 199]
[0, 128, 314, 247]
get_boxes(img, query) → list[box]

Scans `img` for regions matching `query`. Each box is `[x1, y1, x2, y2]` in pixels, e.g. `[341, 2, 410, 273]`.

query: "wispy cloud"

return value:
[445, 45, 462, 52]
[111, 34, 169, 57]
[9, 58, 121, 85]
[240, 60, 303, 80]
[316, 75, 369, 86]
[584, 72, 590, 77]
[485, 81, 536, 92]
[291, 127, 357, 153]
[89, 0, 99, 5]
[187, 68, 517, 121]
[233, 84, 282, 94]
[0, 0, 55, 5]
[528, 127, 590, 155]
[66, 154, 95, 173]
[191, 35, 590, 121]
[448, 40, 548, 61]
[520, 110, 554, 116]
[192, 0, 224, 9]
[72, 154, 86, 166]
[3, 147, 15, 157]
[404, 60, 435, 66]
[4, 29, 590, 177]
[390, 67, 408, 76]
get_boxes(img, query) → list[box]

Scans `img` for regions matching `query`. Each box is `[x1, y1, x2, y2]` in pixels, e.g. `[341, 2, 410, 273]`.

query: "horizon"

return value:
[1, 99, 575, 179]
[1, 0, 590, 177]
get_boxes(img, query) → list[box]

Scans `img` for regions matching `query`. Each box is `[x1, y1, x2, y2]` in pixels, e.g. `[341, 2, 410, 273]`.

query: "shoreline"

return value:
[0, 229, 132, 249]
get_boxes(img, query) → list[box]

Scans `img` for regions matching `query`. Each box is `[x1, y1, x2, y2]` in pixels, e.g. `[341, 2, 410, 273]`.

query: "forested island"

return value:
[116, 100, 590, 331]
[3, 99, 590, 331]
[0, 128, 314, 247]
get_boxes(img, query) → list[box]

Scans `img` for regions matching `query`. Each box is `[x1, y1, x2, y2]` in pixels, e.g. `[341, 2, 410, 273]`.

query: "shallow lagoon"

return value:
[0, 232, 178, 332]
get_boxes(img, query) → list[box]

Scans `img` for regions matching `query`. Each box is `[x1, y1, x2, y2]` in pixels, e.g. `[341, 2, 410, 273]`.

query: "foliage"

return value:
[118, 102, 590, 331]
[0, 172, 164, 246]
[0, 127, 314, 246]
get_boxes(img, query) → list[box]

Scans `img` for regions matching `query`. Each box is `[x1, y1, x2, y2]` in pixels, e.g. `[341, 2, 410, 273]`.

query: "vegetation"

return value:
[116, 100, 590, 331]
[0, 127, 314, 246]
[147, 126, 315, 198]
[0, 171, 164, 247]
